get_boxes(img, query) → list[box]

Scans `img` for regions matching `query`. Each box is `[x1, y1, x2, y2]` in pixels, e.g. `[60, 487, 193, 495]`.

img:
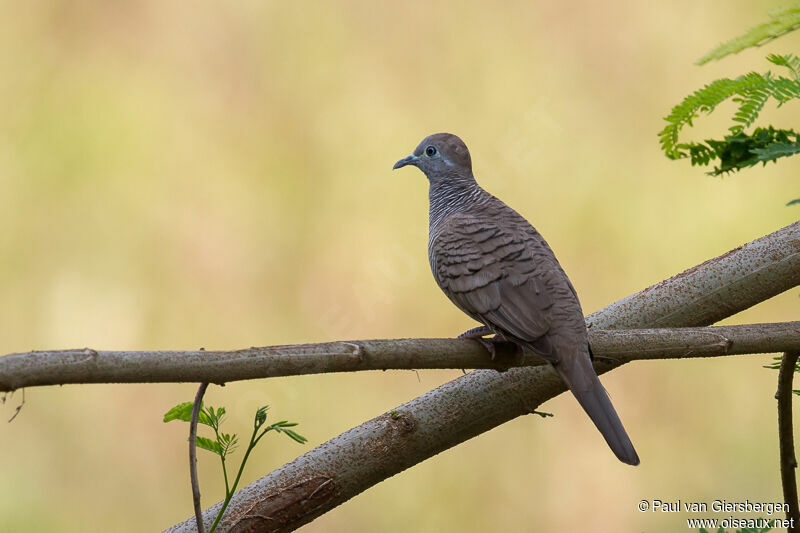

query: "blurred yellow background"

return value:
[1, 1, 798, 531]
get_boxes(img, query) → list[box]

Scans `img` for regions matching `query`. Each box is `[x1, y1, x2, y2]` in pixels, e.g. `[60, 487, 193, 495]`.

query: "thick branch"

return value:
[167, 221, 800, 532]
[777, 351, 800, 531]
[1, 323, 799, 392]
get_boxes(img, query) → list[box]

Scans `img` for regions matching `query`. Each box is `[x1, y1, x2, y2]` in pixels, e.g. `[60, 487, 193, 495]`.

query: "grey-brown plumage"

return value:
[393, 132, 639, 465]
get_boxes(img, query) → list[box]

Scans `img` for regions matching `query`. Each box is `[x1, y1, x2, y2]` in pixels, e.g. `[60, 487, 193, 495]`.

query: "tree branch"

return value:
[777, 351, 800, 531]
[1, 323, 798, 392]
[190, 383, 209, 533]
[165, 221, 800, 532]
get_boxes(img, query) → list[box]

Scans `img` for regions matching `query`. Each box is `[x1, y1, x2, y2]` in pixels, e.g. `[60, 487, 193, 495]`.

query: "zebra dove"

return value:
[393, 132, 639, 465]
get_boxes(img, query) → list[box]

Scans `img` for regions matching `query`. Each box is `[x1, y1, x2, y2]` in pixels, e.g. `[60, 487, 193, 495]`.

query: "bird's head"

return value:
[393, 133, 473, 179]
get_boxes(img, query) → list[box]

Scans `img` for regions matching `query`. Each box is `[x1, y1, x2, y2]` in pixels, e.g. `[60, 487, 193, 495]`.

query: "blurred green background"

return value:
[1, 1, 798, 531]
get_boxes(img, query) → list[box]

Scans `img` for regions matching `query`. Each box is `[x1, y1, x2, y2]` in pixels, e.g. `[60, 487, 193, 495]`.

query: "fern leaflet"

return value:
[697, 5, 800, 64]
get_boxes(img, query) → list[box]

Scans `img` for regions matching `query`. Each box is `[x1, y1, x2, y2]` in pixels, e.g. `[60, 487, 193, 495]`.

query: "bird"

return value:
[393, 132, 639, 466]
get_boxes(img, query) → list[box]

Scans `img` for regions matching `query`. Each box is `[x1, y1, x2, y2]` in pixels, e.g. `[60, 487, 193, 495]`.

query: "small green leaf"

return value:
[197, 409, 214, 427]
[163, 402, 195, 423]
[201, 406, 226, 428]
[218, 432, 239, 453]
[195, 436, 224, 456]
[210, 406, 226, 421]
[787, 198, 800, 206]
[255, 406, 269, 427]
[282, 429, 308, 444]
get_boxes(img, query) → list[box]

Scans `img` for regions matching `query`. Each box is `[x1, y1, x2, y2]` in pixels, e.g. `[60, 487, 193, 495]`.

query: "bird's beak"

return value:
[393, 154, 418, 170]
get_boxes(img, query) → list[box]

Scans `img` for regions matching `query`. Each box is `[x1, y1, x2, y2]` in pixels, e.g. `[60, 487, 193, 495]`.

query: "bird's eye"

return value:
[425, 145, 437, 157]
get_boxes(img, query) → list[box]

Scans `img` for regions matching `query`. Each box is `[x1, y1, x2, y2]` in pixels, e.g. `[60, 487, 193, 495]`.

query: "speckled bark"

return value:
[2, 324, 799, 392]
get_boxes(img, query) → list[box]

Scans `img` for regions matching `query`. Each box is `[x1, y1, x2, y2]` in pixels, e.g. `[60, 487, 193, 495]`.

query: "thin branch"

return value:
[5, 388, 24, 423]
[190, 383, 209, 533]
[166, 220, 800, 532]
[777, 352, 800, 531]
[1, 322, 799, 392]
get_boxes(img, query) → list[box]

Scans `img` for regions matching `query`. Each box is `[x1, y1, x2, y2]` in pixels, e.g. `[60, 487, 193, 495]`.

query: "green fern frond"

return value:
[730, 78, 770, 132]
[687, 127, 800, 176]
[659, 77, 757, 159]
[767, 52, 800, 79]
[697, 5, 800, 64]
[751, 139, 800, 160]
[659, 56, 800, 160]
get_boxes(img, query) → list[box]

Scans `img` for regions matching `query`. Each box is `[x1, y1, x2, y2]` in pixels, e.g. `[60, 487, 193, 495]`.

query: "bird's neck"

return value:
[428, 173, 486, 232]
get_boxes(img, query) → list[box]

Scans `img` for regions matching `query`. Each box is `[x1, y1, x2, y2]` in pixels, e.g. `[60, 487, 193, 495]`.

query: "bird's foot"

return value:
[458, 326, 504, 360]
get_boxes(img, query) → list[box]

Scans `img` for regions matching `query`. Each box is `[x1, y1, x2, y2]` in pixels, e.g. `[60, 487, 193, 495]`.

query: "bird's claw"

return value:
[458, 326, 501, 360]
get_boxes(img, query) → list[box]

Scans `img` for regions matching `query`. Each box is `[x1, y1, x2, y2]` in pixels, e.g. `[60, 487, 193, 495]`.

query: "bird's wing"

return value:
[431, 213, 559, 357]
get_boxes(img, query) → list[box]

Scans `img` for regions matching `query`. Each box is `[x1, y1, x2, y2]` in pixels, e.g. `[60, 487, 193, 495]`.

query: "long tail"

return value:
[553, 353, 640, 466]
